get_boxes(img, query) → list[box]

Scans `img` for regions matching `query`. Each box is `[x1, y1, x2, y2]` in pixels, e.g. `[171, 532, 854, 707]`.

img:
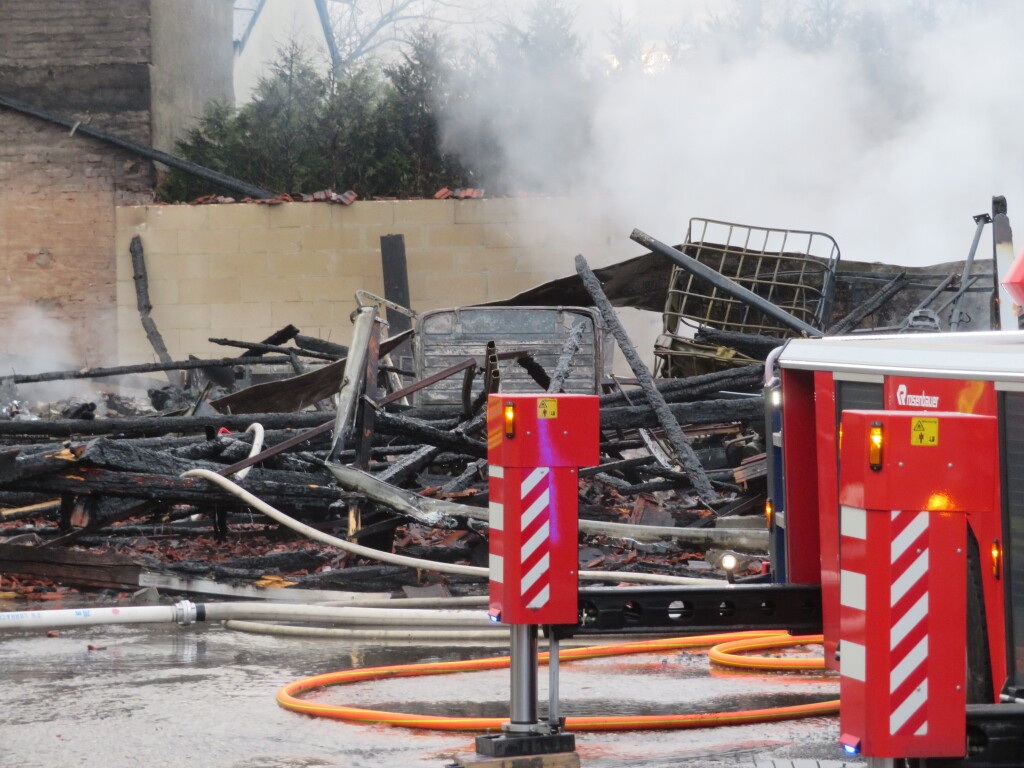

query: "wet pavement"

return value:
[0, 598, 864, 768]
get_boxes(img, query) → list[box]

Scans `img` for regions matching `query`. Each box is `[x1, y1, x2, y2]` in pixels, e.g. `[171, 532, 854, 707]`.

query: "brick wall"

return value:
[115, 199, 635, 364]
[0, 1, 233, 369]
[0, 0, 154, 368]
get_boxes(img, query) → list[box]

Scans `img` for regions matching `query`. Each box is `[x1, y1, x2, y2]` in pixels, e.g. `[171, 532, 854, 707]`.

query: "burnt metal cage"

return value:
[656, 218, 841, 378]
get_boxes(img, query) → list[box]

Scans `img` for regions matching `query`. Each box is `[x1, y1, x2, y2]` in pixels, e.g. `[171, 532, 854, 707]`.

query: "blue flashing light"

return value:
[842, 743, 859, 755]
[488, 613, 500, 623]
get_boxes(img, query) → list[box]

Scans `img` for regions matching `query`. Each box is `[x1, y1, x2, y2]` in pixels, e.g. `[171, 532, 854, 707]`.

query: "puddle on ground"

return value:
[0, 597, 853, 768]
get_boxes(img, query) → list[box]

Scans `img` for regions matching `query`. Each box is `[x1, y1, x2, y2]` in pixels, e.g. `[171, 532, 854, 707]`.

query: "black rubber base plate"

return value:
[475, 732, 576, 758]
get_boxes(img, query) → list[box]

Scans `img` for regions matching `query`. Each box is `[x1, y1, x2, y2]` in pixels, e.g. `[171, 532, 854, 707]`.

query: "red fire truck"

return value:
[767, 330, 1024, 766]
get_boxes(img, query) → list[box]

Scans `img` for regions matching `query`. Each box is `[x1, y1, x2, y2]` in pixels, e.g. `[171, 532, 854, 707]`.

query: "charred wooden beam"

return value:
[599, 368, 764, 408]
[0, 446, 79, 484]
[0, 411, 333, 438]
[599, 397, 764, 431]
[76, 437, 334, 486]
[692, 328, 786, 361]
[209, 338, 340, 361]
[0, 499, 61, 522]
[0, 356, 296, 386]
[238, 325, 301, 357]
[44, 496, 149, 547]
[295, 334, 348, 358]
[579, 455, 656, 478]
[129, 236, 176, 386]
[380, 234, 413, 342]
[548, 320, 587, 393]
[0, 543, 141, 590]
[440, 458, 487, 494]
[515, 353, 551, 390]
[374, 445, 439, 486]
[576, 253, 717, 503]
[9, 466, 351, 509]
[373, 411, 487, 458]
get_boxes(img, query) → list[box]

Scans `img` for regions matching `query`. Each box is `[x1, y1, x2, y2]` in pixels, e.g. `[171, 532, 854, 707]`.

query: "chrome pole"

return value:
[509, 624, 538, 728]
[548, 628, 560, 729]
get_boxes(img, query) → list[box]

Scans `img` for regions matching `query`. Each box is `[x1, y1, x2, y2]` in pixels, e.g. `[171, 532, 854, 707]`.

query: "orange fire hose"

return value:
[277, 631, 839, 731]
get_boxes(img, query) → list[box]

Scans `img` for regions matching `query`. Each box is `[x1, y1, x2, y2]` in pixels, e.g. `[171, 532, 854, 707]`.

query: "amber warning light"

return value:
[503, 402, 515, 438]
[868, 421, 883, 471]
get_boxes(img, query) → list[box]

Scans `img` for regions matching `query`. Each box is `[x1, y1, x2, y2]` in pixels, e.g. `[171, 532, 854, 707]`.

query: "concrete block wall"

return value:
[115, 199, 629, 364]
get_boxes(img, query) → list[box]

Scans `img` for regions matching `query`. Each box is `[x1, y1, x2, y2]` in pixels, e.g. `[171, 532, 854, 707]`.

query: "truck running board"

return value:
[574, 583, 822, 636]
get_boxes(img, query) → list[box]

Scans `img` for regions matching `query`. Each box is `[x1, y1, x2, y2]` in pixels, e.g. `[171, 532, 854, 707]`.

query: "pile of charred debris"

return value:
[0, 214, 1003, 603]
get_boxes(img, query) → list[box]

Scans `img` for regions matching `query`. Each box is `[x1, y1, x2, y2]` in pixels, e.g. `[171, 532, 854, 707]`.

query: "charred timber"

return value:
[548, 320, 587, 394]
[129, 236, 176, 384]
[600, 396, 764, 431]
[75, 437, 335, 486]
[577, 253, 717, 502]
[692, 328, 787, 361]
[295, 335, 348, 358]
[8, 466, 353, 510]
[599, 365, 764, 407]
[373, 411, 487, 458]
[0, 356, 297, 385]
[0, 411, 332, 438]
[236, 325, 301, 357]
[209, 338, 340, 361]
[515, 353, 551, 390]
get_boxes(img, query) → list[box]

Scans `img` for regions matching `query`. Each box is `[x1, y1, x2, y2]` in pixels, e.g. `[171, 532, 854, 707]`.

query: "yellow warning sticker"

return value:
[910, 417, 938, 446]
[537, 398, 558, 419]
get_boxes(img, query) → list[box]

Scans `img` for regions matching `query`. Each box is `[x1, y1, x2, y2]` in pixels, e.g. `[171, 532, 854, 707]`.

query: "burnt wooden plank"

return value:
[0, 543, 141, 590]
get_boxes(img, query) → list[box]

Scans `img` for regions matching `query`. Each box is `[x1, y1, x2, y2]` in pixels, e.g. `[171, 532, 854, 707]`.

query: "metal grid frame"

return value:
[657, 218, 841, 377]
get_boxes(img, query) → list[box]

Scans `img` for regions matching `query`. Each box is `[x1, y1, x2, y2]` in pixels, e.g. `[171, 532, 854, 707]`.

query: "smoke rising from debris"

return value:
[0, 306, 95, 403]
[441, 0, 1023, 267]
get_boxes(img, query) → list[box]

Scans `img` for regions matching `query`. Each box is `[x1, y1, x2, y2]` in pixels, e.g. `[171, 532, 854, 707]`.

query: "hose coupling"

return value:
[173, 600, 199, 626]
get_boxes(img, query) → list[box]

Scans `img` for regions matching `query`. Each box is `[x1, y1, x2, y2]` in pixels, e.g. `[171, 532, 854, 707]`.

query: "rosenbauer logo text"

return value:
[895, 384, 939, 409]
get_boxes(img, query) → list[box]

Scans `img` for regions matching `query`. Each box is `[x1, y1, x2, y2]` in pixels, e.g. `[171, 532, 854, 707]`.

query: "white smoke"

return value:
[0, 305, 97, 405]
[441, 0, 1024, 268]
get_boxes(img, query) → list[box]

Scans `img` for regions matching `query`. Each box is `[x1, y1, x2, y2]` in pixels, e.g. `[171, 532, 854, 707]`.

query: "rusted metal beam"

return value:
[377, 359, 476, 407]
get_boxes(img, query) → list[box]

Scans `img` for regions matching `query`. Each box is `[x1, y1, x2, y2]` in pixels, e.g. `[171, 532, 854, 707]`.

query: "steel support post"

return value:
[508, 624, 539, 731]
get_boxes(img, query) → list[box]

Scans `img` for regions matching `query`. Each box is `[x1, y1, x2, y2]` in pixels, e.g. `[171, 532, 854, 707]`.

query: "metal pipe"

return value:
[548, 630, 561, 729]
[630, 228, 823, 337]
[950, 214, 991, 331]
[328, 306, 377, 462]
[0, 93, 275, 200]
[509, 624, 539, 728]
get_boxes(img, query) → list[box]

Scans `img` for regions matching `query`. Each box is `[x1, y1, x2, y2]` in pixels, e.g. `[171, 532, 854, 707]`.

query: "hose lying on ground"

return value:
[183, 468, 718, 586]
[226, 621, 507, 641]
[0, 600, 504, 631]
[277, 631, 837, 731]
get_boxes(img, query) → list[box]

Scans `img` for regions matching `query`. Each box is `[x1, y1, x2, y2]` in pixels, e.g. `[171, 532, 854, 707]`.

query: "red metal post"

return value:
[837, 410, 997, 759]
[486, 394, 600, 625]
